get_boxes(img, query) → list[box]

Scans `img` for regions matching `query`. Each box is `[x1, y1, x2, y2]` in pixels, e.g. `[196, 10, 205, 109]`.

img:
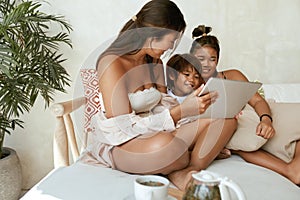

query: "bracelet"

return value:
[260, 114, 273, 122]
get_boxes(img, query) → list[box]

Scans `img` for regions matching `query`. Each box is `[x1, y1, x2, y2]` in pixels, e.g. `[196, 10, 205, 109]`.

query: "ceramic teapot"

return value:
[182, 170, 246, 200]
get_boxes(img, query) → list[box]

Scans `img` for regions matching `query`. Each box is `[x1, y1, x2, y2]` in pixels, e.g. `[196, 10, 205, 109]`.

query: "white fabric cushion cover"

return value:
[262, 102, 300, 162]
[21, 157, 300, 200]
[262, 83, 300, 103]
[226, 104, 267, 151]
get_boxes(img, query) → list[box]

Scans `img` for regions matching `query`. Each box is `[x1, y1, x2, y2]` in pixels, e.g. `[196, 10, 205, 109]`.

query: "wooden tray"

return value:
[168, 187, 184, 200]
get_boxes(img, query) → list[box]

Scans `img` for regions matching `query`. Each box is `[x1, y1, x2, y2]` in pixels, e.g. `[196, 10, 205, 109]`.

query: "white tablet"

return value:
[196, 77, 262, 118]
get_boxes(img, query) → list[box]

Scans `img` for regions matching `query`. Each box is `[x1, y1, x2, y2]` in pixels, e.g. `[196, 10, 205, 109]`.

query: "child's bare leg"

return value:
[233, 140, 300, 184]
[168, 118, 237, 190]
[287, 141, 300, 184]
[233, 149, 288, 176]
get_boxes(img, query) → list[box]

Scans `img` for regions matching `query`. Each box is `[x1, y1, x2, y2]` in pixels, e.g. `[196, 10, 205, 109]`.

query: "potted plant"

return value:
[0, 0, 72, 199]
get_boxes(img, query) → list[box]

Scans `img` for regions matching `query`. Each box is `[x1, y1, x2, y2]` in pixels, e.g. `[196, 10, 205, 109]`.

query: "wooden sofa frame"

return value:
[50, 97, 87, 168]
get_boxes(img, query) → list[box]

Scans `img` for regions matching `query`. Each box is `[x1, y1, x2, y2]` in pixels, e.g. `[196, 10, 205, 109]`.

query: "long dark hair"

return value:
[189, 25, 220, 61]
[97, 0, 186, 66]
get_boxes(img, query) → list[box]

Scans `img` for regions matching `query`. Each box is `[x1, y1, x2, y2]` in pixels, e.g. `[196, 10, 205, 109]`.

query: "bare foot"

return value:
[216, 148, 231, 160]
[168, 168, 198, 191]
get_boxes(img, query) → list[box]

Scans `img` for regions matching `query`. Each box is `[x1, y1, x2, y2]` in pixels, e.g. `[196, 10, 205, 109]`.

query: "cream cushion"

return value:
[226, 102, 300, 163]
[226, 104, 267, 151]
[80, 69, 101, 133]
[262, 102, 300, 163]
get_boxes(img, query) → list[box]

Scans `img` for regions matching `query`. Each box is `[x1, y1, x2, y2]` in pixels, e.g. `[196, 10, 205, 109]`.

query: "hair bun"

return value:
[192, 25, 212, 38]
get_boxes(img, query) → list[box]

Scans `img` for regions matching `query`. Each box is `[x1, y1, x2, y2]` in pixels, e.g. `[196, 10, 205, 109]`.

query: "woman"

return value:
[190, 24, 300, 185]
[83, 0, 237, 191]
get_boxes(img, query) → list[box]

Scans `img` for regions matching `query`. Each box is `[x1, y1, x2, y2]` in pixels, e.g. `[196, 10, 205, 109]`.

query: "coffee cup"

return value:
[134, 175, 169, 200]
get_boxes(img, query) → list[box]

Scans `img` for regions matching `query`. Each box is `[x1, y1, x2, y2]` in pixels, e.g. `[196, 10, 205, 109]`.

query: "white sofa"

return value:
[21, 83, 300, 200]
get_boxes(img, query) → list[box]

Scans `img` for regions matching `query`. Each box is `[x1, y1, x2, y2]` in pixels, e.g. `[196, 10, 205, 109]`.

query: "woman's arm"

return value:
[169, 85, 217, 124]
[98, 56, 131, 118]
[248, 93, 275, 139]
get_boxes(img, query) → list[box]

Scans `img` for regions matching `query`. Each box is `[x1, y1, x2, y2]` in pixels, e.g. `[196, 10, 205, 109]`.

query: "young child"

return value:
[166, 53, 231, 159]
[166, 53, 205, 103]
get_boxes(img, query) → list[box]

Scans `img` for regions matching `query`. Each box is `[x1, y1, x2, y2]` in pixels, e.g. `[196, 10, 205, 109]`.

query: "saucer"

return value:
[123, 194, 176, 200]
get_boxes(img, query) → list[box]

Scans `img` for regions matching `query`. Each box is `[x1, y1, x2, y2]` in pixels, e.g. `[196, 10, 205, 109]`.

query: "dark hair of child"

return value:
[166, 53, 202, 90]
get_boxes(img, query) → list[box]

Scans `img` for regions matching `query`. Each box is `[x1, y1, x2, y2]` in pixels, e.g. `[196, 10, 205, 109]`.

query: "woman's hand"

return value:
[256, 119, 275, 139]
[180, 84, 218, 118]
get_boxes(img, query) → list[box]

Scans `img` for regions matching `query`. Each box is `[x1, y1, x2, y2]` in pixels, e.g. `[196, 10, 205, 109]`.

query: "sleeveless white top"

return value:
[128, 87, 162, 113]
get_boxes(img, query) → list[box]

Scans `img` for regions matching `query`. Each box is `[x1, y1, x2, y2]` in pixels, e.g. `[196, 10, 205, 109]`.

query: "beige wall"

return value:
[4, 0, 300, 189]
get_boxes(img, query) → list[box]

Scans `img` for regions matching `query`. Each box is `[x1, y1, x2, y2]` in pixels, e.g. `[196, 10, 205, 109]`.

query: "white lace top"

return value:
[128, 87, 162, 113]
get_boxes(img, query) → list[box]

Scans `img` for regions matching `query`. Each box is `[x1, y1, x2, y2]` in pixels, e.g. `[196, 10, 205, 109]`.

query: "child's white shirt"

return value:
[167, 89, 187, 104]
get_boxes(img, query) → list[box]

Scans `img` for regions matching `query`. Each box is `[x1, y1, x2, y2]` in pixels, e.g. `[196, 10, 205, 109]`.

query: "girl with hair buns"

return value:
[190, 25, 300, 185]
[81, 1, 237, 191]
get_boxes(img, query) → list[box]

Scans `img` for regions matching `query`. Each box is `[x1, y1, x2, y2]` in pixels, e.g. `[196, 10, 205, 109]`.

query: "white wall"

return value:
[4, 0, 300, 189]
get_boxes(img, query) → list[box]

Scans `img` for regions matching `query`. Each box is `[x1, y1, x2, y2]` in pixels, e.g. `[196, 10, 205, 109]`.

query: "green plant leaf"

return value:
[0, 0, 73, 134]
